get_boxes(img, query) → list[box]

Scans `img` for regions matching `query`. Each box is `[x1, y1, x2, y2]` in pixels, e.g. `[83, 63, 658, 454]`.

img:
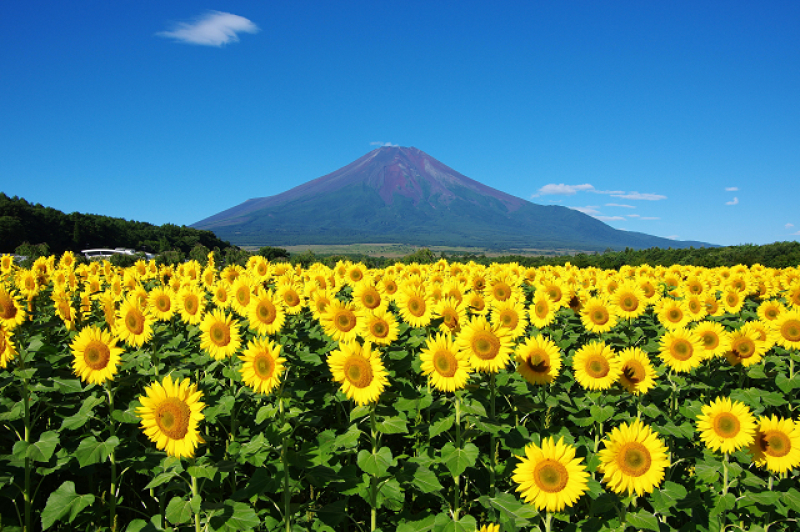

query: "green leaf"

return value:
[357, 446, 395, 477]
[441, 514, 477, 532]
[376, 416, 408, 435]
[776, 374, 800, 394]
[255, 404, 277, 424]
[710, 493, 736, 518]
[695, 462, 719, 484]
[626, 510, 660, 531]
[741, 491, 782, 507]
[350, 405, 371, 422]
[441, 442, 479, 477]
[26, 431, 59, 462]
[590, 405, 615, 423]
[411, 467, 444, 494]
[41, 481, 95, 530]
[60, 394, 105, 431]
[209, 501, 261, 531]
[487, 491, 539, 522]
[144, 470, 180, 490]
[187, 463, 218, 480]
[53, 378, 84, 394]
[166, 496, 193, 525]
[783, 488, 800, 513]
[335, 425, 362, 448]
[74, 436, 119, 467]
[429, 415, 455, 438]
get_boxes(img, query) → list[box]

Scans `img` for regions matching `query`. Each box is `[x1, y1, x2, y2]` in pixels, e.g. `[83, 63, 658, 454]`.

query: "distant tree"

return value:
[258, 246, 290, 261]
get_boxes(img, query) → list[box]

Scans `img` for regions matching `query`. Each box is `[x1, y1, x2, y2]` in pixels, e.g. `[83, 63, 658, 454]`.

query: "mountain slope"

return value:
[193, 147, 712, 251]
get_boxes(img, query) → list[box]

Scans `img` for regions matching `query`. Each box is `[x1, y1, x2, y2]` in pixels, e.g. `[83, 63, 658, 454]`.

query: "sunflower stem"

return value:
[20, 357, 32, 532]
[370, 402, 378, 532]
[280, 395, 292, 532]
[722, 452, 730, 496]
[190, 468, 201, 532]
[543, 512, 553, 532]
[489, 372, 497, 507]
[453, 392, 462, 523]
[106, 382, 118, 532]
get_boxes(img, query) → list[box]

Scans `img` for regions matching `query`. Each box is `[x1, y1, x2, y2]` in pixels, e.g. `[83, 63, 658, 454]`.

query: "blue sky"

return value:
[2, 1, 798, 247]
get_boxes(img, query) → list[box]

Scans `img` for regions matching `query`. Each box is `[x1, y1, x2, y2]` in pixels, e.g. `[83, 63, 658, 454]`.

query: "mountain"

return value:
[192, 146, 712, 251]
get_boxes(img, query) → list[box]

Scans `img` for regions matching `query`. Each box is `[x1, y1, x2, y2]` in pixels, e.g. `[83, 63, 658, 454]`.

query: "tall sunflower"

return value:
[572, 341, 622, 391]
[321, 299, 360, 342]
[327, 341, 388, 406]
[528, 290, 557, 329]
[597, 419, 670, 496]
[70, 325, 123, 385]
[247, 288, 286, 336]
[757, 300, 785, 323]
[455, 316, 514, 373]
[136, 375, 205, 458]
[358, 308, 399, 346]
[656, 299, 692, 330]
[658, 328, 704, 373]
[617, 347, 657, 395]
[148, 287, 175, 322]
[396, 287, 433, 328]
[435, 297, 467, 335]
[115, 295, 154, 348]
[199, 309, 242, 360]
[696, 397, 756, 454]
[490, 298, 529, 340]
[0, 325, 18, 369]
[352, 280, 387, 313]
[176, 285, 206, 326]
[512, 436, 590, 512]
[515, 335, 562, 386]
[774, 309, 800, 350]
[0, 285, 26, 330]
[580, 296, 618, 334]
[748, 415, 800, 474]
[419, 333, 472, 392]
[610, 282, 647, 320]
[724, 329, 766, 367]
[239, 337, 285, 395]
[692, 321, 732, 359]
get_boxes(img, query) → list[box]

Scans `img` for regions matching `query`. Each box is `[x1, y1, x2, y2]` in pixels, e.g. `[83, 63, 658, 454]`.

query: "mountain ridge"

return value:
[193, 147, 714, 251]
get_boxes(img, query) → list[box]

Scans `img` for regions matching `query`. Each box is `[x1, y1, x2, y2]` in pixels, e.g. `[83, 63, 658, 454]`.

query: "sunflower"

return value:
[757, 300, 785, 323]
[597, 419, 670, 496]
[611, 282, 647, 319]
[136, 375, 205, 458]
[148, 287, 175, 322]
[658, 328, 704, 373]
[70, 325, 123, 385]
[211, 282, 232, 309]
[490, 298, 529, 340]
[327, 340, 388, 405]
[308, 287, 335, 321]
[696, 397, 756, 454]
[703, 293, 725, 317]
[740, 320, 778, 351]
[656, 299, 692, 330]
[455, 316, 514, 373]
[0, 325, 18, 368]
[229, 276, 254, 316]
[515, 335, 562, 385]
[247, 288, 286, 337]
[322, 299, 360, 342]
[396, 287, 433, 328]
[0, 285, 26, 330]
[721, 287, 746, 314]
[692, 321, 732, 359]
[115, 295, 154, 348]
[572, 341, 622, 391]
[774, 309, 800, 350]
[52, 288, 78, 331]
[239, 337, 286, 395]
[512, 436, 590, 512]
[617, 347, 657, 395]
[419, 333, 472, 392]
[748, 415, 800, 474]
[484, 274, 522, 306]
[176, 285, 206, 326]
[465, 291, 488, 317]
[377, 275, 400, 301]
[529, 290, 557, 328]
[684, 294, 708, 322]
[358, 308, 399, 346]
[724, 329, 766, 367]
[476, 524, 500, 532]
[581, 296, 618, 334]
[199, 309, 242, 360]
[352, 280, 387, 313]
[435, 297, 467, 335]
[276, 283, 305, 315]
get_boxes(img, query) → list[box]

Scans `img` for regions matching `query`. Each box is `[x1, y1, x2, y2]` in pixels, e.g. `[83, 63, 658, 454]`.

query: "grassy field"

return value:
[242, 243, 590, 258]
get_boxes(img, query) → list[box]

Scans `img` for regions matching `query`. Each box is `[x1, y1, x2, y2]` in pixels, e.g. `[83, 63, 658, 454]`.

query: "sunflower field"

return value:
[1, 252, 799, 532]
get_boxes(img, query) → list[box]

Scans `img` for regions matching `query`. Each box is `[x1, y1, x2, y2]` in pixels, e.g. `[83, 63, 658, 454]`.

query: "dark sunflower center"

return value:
[344, 357, 373, 388]
[592, 309, 609, 325]
[156, 296, 171, 312]
[500, 310, 518, 328]
[765, 309, 777, 320]
[408, 297, 426, 317]
[284, 291, 300, 307]
[714, 413, 741, 438]
[125, 310, 145, 335]
[256, 301, 276, 324]
[236, 288, 250, 305]
[370, 320, 388, 338]
[472, 331, 500, 360]
[253, 352, 275, 379]
[335, 310, 356, 332]
[622, 361, 645, 384]
[434, 350, 458, 377]
[622, 296, 637, 311]
[443, 310, 458, 329]
[184, 296, 198, 314]
[671, 340, 693, 361]
[155, 398, 191, 440]
[759, 430, 791, 457]
[585, 354, 610, 378]
[733, 339, 754, 358]
[526, 352, 550, 373]
[533, 459, 569, 493]
[668, 309, 682, 322]
[471, 298, 485, 312]
[83, 340, 111, 370]
[701, 332, 718, 348]
[535, 302, 549, 318]
[0, 296, 17, 320]
[781, 321, 800, 342]
[210, 322, 231, 347]
[362, 290, 380, 309]
[493, 283, 510, 301]
[384, 282, 398, 295]
[618, 442, 652, 477]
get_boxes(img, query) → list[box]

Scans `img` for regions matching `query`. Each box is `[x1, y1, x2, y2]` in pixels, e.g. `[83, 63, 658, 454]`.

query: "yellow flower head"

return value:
[136, 375, 205, 458]
[327, 341, 388, 406]
[572, 341, 622, 391]
[239, 337, 285, 395]
[598, 419, 670, 496]
[71, 325, 123, 385]
[748, 415, 800, 474]
[515, 335, 562, 386]
[696, 397, 756, 454]
[419, 333, 472, 392]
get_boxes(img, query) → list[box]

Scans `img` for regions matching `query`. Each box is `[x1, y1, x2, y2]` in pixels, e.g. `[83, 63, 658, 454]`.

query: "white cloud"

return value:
[666, 235, 679, 240]
[596, 216, 626, 221]
[610, 192, 667, 201]
[627, 214, 640, 218]
[370, 142, 398, 147]
[786, 223, 794, 229]
[725, 187, 739, 192]
[158, 11, 259, 46]
[568, 205, 600, 215]
[605, 203, 635, 208]
[726, 197, 739, 205]
[533, 183, 594, 197]
[794, 230, 800, 236]
[640, 216, 660, 220]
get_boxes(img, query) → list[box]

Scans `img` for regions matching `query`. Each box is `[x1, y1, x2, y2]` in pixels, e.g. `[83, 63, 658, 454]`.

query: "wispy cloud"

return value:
[640, 216, 660, 220]
[725, 187, 739, 192]
[605, 203, 635, 209]
[568, 206, 600, 215]
[370, 142, 398, 147]
[158, 11, 259, 46]
[610, 192, 667, 201]
[786, 223, 794, 229]
[533, 183, 594, 197]
[666, 235, 679, 240]
[596, 216, 626, 221]
[726, 197, 739, 206]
